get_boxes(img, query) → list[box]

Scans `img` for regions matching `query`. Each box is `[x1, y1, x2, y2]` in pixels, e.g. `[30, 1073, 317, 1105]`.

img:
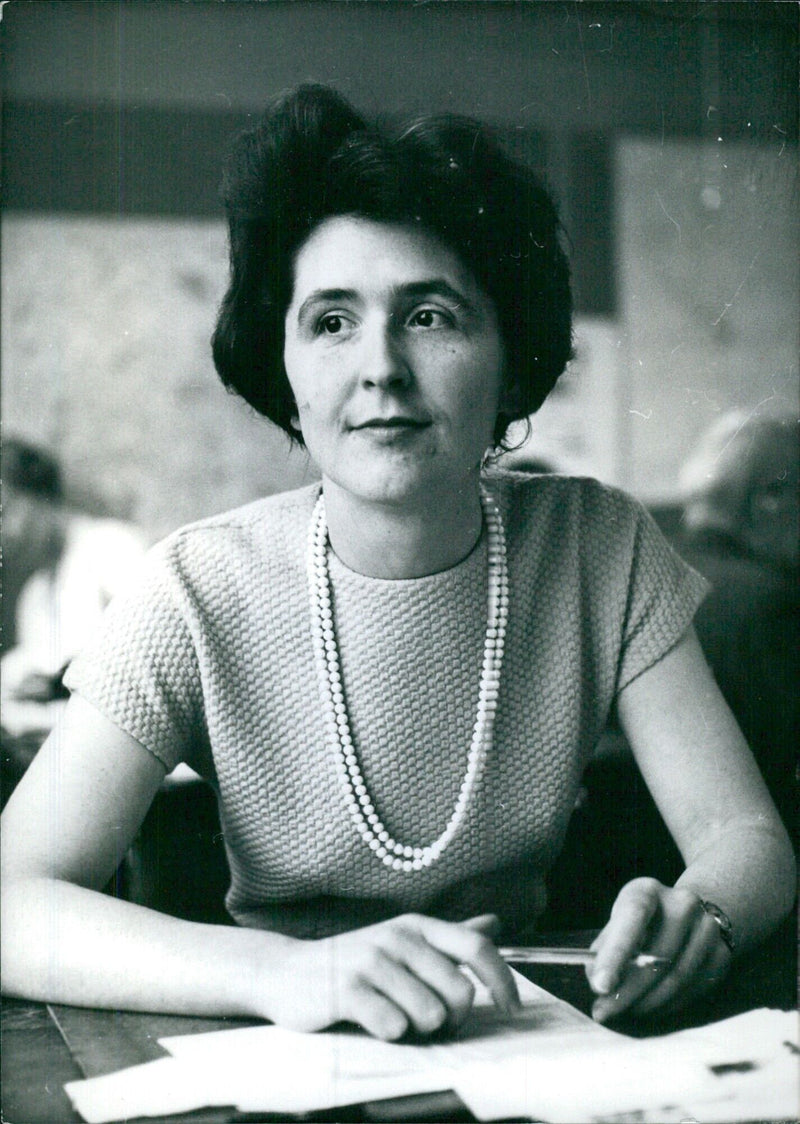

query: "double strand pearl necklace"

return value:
[306, 486, 508, 872]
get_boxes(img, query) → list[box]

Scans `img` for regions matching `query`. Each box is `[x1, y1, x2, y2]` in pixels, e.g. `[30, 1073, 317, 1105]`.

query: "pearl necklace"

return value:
[307, 487, 508, 872]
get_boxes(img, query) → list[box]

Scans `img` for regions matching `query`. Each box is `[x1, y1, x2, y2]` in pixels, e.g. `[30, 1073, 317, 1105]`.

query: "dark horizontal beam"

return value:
[2, 103, 251, 217]
[4, 80, 793, 221]
[4, 1, 797, 122]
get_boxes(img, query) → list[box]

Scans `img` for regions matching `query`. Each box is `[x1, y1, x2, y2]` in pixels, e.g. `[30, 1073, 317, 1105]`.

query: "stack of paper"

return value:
[65, 1025, 449, 1121]
[452, 1006, 799, 1122]
[64, 972, 798, 1124]
[65, 971, 607, 1122]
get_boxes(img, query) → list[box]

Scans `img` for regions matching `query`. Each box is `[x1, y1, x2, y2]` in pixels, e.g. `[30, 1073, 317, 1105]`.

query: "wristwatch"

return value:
[700, 899, 736, 953]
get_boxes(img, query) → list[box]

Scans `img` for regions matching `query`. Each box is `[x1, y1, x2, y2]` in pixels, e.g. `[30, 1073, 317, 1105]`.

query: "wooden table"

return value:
[3, 931, 794, 1124]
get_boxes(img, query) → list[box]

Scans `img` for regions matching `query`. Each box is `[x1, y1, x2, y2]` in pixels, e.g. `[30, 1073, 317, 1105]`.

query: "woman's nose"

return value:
[359, 322, 411, 390]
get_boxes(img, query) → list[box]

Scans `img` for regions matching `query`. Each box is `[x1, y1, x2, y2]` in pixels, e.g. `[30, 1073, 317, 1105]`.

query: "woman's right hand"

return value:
[256, 912, 520, 1040]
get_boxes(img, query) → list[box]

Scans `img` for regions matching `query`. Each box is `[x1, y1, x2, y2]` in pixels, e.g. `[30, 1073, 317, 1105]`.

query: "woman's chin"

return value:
[324, 454, 485, 508]
[331, 475, 433, 507]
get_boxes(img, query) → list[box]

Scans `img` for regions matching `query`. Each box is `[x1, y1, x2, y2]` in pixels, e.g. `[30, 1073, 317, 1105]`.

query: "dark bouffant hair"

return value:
[212, 84, 573, 446]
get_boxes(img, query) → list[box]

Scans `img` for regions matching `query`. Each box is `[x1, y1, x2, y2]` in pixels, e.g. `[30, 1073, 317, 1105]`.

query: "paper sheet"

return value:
[159, 1022, 449, 1113]
[65, 969, 607, 1122]
[452, 1006, 799, 1123]
[64, 1046, 452, 1122]
[64, 973, 797, 1124]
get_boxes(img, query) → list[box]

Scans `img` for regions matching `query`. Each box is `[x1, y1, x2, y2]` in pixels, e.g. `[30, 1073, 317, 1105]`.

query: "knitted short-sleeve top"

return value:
[64, 473, 707, 939]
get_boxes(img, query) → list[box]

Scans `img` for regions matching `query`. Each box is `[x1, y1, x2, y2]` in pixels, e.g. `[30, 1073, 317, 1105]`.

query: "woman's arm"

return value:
[587, 627, 795, 1022]
[1, 695, 518, 1038]
[1, 694, 278, 1016]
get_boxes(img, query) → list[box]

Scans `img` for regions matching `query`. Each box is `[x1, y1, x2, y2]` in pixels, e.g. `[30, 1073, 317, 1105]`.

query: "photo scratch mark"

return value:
[772, 123, 787, 156]
[655, 191, 681, 243]
[576, 10, 592, 112]
[712, 393, 783, 464]
[629, 409, 653, 420]
[712, 253, 760, 326]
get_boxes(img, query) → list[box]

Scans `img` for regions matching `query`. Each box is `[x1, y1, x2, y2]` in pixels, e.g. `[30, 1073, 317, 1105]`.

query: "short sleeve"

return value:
[62, 540, 204, 772]
[616, 501, 710, 693]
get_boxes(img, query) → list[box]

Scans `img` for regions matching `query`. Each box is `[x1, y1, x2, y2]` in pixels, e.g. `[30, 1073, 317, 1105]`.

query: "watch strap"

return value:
[700, 899, 736, 953]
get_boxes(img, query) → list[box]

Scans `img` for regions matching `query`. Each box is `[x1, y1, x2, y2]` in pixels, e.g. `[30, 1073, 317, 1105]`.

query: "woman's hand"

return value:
[587, 878, 732, 1024]
[257, 912, 520, 1040]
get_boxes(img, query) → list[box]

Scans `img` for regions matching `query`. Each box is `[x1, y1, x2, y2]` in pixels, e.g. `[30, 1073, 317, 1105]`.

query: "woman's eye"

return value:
[319, 314, 345, 335]
[408, 308, 450, 329]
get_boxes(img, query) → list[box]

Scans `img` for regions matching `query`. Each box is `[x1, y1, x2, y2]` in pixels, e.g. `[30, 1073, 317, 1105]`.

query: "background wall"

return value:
[618, 137, 798, 491]
[1, 215, 318, 539]
[2, 1, 797, 540]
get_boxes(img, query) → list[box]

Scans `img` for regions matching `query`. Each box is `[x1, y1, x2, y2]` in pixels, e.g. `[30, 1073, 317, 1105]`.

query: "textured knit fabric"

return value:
[64, 473, 708, 939]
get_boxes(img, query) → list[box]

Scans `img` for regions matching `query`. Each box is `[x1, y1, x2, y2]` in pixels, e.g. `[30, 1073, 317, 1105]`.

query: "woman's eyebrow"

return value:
[394, 280, 477, 312]
[295, 288, 359, 323]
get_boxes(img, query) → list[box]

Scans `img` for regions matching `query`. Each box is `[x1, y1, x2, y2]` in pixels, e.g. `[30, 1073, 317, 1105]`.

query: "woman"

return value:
[2, 85, 794, 1042]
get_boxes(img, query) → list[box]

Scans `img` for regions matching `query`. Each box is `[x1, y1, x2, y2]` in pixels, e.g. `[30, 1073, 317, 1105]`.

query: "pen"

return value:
[498, 946, 671, 968]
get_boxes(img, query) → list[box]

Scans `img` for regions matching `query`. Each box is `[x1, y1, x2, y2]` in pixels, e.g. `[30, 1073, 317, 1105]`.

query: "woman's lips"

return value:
[350, 417, 432, 444]
[352, 417, 430, 429]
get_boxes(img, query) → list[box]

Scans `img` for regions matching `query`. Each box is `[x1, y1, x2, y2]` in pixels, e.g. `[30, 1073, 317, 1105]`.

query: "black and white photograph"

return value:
[1, 3, 797, 1122]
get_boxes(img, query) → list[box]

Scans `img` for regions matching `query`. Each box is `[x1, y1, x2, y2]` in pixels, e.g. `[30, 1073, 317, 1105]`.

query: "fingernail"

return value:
[593, 994, 618, 1021]
[592, 969, 612, 995]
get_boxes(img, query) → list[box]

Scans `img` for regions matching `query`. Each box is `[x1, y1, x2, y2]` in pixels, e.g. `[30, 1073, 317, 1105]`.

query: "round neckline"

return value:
[327, 522, 488, 588]
[313, 479, 495, 587]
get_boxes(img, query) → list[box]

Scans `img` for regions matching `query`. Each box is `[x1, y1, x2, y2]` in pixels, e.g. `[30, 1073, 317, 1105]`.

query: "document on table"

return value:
[63, 971, 798, 1124]
[64, 969, 613, 1122]
[452, 1005, 799, 1123]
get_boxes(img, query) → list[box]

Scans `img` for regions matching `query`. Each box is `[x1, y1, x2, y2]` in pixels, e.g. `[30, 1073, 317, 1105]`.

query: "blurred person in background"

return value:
[670, 409, 798, 846]
[678, 409, 798, 572]
[1, 437, 147, 800]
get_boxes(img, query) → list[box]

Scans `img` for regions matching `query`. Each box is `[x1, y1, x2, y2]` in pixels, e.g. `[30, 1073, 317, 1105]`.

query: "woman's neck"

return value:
[321, 479, 485, 579]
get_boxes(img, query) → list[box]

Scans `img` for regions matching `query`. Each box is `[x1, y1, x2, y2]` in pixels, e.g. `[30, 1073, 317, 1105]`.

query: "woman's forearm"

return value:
[586, 815, 795, 1023]
[618, 631, 796, 955]
[2, 878, 522, 1040]
[675, 815, 796, 953]
[1, 876, 293, 1017]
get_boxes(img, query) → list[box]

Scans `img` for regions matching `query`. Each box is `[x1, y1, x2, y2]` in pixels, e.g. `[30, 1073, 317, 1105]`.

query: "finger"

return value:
[345, 978, 410, 1041]
[589, 878, 662, 996]
[358, 948, 449, 1035]
[632, 912, 731, 1015]
[386, 929, 477, 1028]
[410, 914, 521, 1014]
[653, 943, 731, 1017]
[592, 888, 706, 1022]
[463, 914, 502, 939]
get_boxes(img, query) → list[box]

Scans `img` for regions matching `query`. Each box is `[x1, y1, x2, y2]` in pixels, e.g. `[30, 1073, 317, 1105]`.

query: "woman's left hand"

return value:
[588, 877, 732, 1023]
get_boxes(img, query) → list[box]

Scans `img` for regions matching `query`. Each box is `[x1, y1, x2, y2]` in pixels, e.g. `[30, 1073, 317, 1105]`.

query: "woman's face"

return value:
[283, 216, 504, 507]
